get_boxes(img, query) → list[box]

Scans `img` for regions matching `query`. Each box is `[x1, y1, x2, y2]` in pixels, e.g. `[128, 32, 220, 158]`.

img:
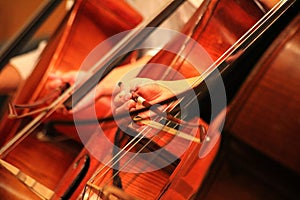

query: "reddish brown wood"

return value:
[5, 133, 82, 190]
[225, 14, 300, 174]
[0, 0, 142, 199]
[0, 0, 143, 144]
[127, 0, 264, 198]
[0, 167, 41, 200]
[0, 0, 266, 198]
[139, 0, 263, 80]
[56, 0, 264, 199]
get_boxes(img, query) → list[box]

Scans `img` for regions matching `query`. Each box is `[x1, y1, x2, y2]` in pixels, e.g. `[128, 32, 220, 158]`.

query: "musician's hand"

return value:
[113, 78, 175, 128]
[45, 56, 152, 113]
[46, 70, 85, 90]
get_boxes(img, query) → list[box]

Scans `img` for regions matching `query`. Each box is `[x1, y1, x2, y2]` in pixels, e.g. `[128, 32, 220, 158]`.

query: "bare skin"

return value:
[0, 64, 22, 95]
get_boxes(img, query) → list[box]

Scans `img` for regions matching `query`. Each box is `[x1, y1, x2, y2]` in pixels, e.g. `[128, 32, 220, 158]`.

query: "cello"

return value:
[0, 0, 142, 199]
[196, 4, 300, 199]
[53, 0, 268, 199]
[0, 0, 194, 198]
[0, 0, 296, 199]
[0, 0, 143, 143]
[225, 4, 300, 178]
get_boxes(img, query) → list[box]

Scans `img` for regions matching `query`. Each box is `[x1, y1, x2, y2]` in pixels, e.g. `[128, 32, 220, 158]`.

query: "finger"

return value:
[46, 79, 63, 90]
[47, 73, 59, 80]
[113, 79, 146, 106]
[114, 99, 136, 115]
[61, 71, 78, 85]
[113, 100, 136, 128]
[113, 90, 132, 107]
[119, 78, 146, 94]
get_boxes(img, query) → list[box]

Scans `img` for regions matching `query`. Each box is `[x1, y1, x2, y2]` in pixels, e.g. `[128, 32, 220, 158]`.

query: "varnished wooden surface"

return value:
[196, 133, 300, 200]
[4, 133, 82, 190]
[140, 0, 264, 80]
[0, 0, 142, 199]
[0, 166, 41, 200]
[225, 14, 300, 174]
[54, 0, 266, 199]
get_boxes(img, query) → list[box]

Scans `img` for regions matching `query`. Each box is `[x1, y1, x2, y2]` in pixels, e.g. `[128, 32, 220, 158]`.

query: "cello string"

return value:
[0, 0, 186, 157]
[84, 0, 293, 197]
[141, 0, 291, 118]
[86, 85, 194, 192]
[153, 0, 211, 80]
[185, 0, 290, 92]
[89, 99, 201, 197]
[84, 5, 212, 194]
[85, 0, 211, 188]
[85, 25, 206, 200]
[178, 0, 293, 117]
[88, 103, 175, 183]
[88, 0, 285, 177]
[64, 0, 186, 110]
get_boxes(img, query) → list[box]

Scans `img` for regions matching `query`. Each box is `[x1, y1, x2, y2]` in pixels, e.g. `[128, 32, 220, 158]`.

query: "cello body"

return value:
[225, 12, 300, 174]
[0, 0, 142, 143]
[53, 0, 265, 199]
[196, 5, 300, 199]
[5, 0, 297, 198]
[0, 0, 142, 199]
